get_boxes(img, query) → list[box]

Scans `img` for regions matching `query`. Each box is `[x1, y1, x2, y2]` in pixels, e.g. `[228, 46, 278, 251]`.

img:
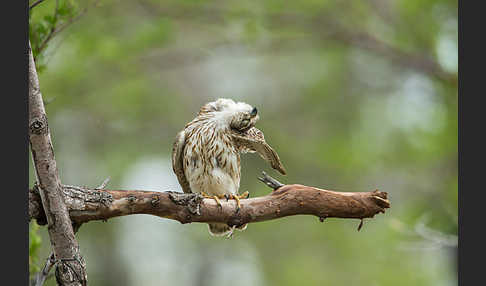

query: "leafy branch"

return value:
[29, 0, 100, 71]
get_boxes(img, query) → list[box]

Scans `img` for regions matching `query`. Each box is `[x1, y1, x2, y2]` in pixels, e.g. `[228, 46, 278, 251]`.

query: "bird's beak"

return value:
[250, 107, 258, 117]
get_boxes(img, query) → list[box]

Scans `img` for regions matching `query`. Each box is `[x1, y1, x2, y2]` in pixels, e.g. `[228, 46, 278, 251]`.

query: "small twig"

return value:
[34, 253, 55, 286]
[258, 171, 284, 190]
[36, 12, 83, 56]
[95, 177, 111, 190]
[36, 0, 60, 56]
[29, 0, 46, 11]
[35, 0, 101, 58]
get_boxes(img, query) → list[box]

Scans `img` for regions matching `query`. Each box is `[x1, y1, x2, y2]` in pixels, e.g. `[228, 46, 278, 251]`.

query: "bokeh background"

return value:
[29, 0, 458, 285]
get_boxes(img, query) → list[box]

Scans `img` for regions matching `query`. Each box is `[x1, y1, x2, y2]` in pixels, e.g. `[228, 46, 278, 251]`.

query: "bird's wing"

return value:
[172, 130, 192, 193]
[231, 127, 287, 175]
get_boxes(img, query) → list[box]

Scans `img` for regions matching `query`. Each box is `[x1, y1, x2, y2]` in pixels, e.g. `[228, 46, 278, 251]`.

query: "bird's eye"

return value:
[241, 119, 250, 126]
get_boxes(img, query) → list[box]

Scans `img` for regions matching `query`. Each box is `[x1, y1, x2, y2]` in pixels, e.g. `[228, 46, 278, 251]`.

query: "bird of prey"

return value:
[172, 98, 286, 237]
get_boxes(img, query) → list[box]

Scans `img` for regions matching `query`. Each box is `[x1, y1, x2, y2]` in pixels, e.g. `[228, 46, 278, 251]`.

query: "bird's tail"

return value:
[208, 223, 248, 236]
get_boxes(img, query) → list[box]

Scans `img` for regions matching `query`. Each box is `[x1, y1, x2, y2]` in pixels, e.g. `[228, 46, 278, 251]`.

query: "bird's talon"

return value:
[240, 191, 250, 199]
[201, 191, 211, 198]
[212, 196, 223, 209]
[233, 195, 241, 212]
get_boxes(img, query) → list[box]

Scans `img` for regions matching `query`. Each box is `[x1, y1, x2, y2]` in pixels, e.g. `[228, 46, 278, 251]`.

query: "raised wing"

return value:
[171, 130, 192, 193]
[231, 127, 287, 175]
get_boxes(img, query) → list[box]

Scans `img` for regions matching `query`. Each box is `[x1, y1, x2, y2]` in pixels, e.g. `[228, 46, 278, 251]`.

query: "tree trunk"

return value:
[29, 41, 87, 286]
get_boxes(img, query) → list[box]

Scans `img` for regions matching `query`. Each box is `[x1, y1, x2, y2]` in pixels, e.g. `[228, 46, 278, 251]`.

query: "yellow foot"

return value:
[201, 192, 225, 209]
[239, 191, 250, 199]
[213, 196, 223, 209]
[224, 192, 250, 213]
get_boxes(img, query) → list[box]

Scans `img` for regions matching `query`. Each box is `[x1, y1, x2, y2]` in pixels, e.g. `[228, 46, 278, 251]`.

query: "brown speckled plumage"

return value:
[172, 98, 286, 236]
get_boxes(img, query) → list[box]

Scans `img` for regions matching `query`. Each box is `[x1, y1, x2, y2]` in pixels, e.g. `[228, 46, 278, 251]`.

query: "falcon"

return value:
[172, 98, 286, 237]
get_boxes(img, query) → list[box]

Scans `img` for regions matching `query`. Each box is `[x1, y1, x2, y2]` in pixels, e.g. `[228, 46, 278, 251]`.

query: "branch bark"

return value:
[29, 173, 390, 229]
[29, 41, 87, 286]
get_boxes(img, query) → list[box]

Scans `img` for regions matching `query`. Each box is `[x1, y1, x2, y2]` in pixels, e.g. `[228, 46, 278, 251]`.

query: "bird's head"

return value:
[199, 98, 259, 132]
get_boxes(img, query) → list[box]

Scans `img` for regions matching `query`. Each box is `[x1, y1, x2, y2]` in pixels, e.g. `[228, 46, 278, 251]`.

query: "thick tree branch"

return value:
[29, 41, 87, 286]
[29, 173, 390, 230]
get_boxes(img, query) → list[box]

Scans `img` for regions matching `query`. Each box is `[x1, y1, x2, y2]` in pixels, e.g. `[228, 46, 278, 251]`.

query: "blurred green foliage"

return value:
[30, 0, 82, 73]
[29, 0, 457, 285]
[29, 221, 42, 278]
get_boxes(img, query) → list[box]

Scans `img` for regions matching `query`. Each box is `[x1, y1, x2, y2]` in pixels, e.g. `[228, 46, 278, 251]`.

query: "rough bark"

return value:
[29, 174, 390, 229]
[29, 42, 87, 286]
